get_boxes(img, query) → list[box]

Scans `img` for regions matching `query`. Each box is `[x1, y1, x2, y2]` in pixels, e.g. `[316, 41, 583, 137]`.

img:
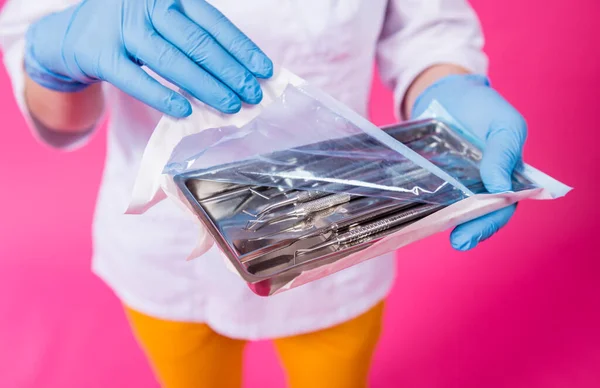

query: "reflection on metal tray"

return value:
[173, 119, 536, 296]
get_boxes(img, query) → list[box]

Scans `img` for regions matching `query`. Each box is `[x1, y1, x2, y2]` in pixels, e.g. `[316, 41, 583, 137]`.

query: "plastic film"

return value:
[164, 84, 465, 205]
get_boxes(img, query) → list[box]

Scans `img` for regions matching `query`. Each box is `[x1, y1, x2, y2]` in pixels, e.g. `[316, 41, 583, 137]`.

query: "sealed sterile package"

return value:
[127, 67, 571, 296]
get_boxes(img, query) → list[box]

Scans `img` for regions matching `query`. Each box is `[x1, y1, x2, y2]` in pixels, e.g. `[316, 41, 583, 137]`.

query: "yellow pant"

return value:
[124, 302, 384, 388]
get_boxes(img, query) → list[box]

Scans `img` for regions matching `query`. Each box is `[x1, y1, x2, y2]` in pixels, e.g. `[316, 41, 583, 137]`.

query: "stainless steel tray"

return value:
[173, 119, 534, 296]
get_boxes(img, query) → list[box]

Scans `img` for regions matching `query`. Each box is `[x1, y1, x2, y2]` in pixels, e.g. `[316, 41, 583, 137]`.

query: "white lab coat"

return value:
[0, 0, 487, 340]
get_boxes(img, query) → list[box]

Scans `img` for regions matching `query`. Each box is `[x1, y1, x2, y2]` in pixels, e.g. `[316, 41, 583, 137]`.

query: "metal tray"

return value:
[173, 119, 534, 296]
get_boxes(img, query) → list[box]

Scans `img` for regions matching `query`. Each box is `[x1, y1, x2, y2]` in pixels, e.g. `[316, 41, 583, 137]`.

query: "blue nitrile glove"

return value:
[412, 74, 527, 251]
[24, 0, 273, 117]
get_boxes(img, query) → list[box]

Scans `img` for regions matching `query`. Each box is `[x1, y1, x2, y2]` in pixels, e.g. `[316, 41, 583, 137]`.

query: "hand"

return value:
[24, 0, 273, 117]
[412, 74, 527, 251]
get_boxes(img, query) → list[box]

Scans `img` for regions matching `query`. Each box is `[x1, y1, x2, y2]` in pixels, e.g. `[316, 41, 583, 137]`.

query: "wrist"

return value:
[410, 72, 490, 119]
[403, 64, 474, 119]
[24, 73, 104, 133]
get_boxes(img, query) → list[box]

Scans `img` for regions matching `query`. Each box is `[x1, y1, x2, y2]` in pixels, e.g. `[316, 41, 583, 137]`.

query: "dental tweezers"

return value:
[246, 206, 339, 242]
[245, 193, 353, 231]
[243, 190, 330, 218]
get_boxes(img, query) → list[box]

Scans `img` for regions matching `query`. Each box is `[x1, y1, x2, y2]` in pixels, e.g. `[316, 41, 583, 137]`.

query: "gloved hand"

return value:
[24, 0, 273, 117]
[412, 74, 527, 251]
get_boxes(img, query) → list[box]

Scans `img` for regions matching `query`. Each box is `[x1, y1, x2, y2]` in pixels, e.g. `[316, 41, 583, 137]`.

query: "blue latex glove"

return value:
[24, 0, 273, 117]
[412, 74, 527, 251]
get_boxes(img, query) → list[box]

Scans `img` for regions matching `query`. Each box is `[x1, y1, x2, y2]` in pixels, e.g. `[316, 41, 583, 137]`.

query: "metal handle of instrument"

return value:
[295, 190, 329, 202]
[293, 203, 444, 258]
[295, 193, 352, 215]
[335, 203, 441, 245]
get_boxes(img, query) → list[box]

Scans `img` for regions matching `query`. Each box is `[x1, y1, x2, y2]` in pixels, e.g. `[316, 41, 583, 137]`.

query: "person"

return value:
[0, 1, 528, 387]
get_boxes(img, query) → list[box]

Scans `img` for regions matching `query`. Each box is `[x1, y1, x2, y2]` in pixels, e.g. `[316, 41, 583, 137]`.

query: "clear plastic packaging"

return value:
[163, 83, 473, 205]
[127, 67, 571, 296]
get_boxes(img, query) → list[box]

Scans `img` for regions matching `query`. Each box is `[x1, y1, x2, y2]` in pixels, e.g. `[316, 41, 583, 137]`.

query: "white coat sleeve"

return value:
[0, 0, 105, 150]
[376, 0, 489, 119]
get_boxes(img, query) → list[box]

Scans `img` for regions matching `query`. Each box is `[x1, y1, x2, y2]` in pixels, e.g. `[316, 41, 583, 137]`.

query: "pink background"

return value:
[1, 1, 599, 387]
